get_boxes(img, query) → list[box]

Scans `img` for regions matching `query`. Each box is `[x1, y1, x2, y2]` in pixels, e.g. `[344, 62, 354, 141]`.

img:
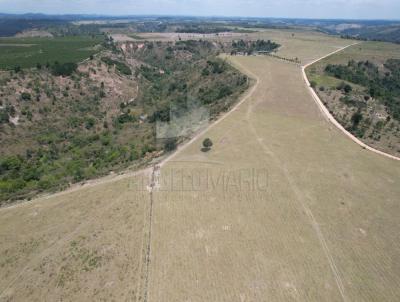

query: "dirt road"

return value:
[302, 43, 400, 161]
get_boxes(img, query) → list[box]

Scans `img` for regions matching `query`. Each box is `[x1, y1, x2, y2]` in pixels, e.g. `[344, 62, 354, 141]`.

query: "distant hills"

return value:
[0, 14, 399, 43]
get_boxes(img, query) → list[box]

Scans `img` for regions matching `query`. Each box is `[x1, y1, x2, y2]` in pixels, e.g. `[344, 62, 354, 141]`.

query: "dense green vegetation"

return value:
[51, 62, 78, 76]
[308, 51, 400, 154]
[0, 66, 153, 202]
[101, 57, 132, 75]
[176, 25, 232, 34]
[230, 39, 280, 55]
[0, 36, 103, 70]
[325, 59, 400, 120]
[131, 40, 248, 122]
[0, 38, 249, 204]
[49, 24, 103, 37]
[339, 26, 400, 44]
[1, 15, 399, 44]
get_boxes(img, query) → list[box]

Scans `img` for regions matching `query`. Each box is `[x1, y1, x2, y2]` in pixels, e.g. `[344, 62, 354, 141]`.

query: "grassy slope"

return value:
[0, 40, 248, 204]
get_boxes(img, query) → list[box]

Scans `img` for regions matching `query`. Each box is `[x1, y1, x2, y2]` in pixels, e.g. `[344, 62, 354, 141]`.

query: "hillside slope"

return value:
[0, 39, 248, 203]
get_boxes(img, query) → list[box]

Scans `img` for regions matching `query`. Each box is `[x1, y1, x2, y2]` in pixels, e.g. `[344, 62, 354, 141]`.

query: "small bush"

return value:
[85, 117, 96, 129]
[202, 138, 213, 152]
[51, 62, 78, 77]
[351, 112, 363, 129]
[164, 138, 177, 152]
[344, 84, 353, 94]
[21, 92, 32, 101]
[0, 109, 9, 123]
[101, 57, 132, 75]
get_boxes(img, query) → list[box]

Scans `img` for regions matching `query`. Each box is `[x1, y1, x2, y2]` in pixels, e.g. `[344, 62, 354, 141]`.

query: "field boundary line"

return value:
[141, 165, 158, 302]
[302, 42, 400, 162]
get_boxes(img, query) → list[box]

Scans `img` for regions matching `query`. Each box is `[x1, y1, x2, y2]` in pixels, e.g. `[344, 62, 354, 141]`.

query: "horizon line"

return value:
[0, 12, 399, 22]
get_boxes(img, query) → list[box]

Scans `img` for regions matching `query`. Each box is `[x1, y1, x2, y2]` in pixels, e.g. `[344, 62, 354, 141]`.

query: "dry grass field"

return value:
[148, 36, 400, 301]
[1, 29, 400, 301]
[0, 172, 152, 301]
[309, 41, 400, 69]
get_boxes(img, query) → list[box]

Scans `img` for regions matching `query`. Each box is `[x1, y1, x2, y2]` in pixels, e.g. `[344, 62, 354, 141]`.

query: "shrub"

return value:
[22, 166, 41, 181]
[51, 62, 78, 77]
[0, 109, 9, 124]
[0, 155, 23, 173]
[202, 138, 213, 151]
[38, 175, 57, 190]
[0, 178, 26, 193]
[100, 133, 111, 145]
[117, 113, 136, 124]
[310, 81, 317, 88]
[201, 68, 210, 76]
[21, 92, 32, 101]
[336, 82, 346, 91]
[164, 138, 177, 152]
[351, 112, 363, 129]
[344, 84, 353, 94]
[129, 145, 139, 161]
[101, 57, 132, 75]
[149, 107, 170, 123]
[85, 117, 96, 129]
[207, 60, 226, 74]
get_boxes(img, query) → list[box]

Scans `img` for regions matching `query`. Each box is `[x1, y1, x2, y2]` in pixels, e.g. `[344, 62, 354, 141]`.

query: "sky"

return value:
[0, 0, 399, 20]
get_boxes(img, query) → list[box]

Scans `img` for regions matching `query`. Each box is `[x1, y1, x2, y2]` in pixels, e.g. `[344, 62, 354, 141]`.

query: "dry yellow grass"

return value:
[0, 173, 151, 301]
[1, 30, 400, 301]
[148, 39, 400, 301]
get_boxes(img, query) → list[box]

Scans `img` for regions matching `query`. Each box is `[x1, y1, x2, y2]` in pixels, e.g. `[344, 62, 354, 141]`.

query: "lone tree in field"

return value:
[202, 138, 213, 152]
